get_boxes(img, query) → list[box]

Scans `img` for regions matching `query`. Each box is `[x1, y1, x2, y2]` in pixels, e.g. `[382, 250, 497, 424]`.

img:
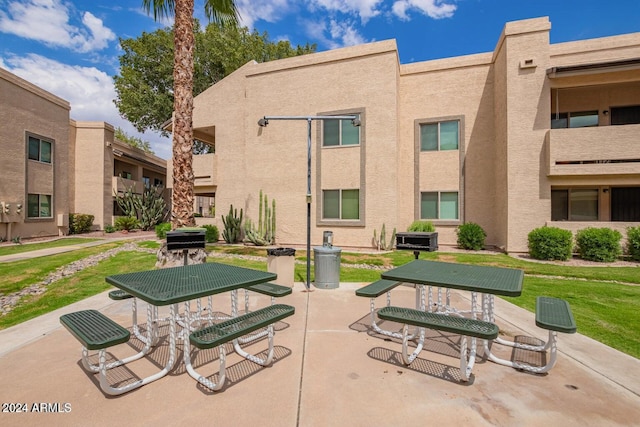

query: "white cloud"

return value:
[302, 17, 368, 49]
[310, 0, 383, 23]
[392, 0, 456, 20]
[0, 0, 116, 53]
[1, 54, 171, 159]
[235, 0, 293, 30]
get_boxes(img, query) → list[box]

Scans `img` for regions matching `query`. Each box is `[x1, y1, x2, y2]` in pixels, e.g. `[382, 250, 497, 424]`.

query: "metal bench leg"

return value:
[97, 304, 178, 395]
[184, 340, 227, 391]
[233, 324, 276, 366]
[400, 324, 425, 365]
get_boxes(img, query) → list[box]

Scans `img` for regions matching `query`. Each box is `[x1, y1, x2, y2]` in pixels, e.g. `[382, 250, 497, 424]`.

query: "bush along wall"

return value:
[527, 226, 573, 261]
[626, 226, 640, 262]
[575, 227, 622, 262]
[456, 222, 486, 250]
[69, 213, 94, 235]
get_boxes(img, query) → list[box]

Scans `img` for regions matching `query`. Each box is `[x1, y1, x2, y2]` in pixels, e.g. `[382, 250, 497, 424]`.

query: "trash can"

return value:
[267, 248, 296, 287]
[313, 246, 341, 289]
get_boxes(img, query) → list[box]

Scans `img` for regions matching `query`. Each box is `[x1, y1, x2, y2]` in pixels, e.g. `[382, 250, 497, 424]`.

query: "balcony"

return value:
[193, 153, 217, 188]
[546, 124, 640, 176]
[112, 177, 144, 195]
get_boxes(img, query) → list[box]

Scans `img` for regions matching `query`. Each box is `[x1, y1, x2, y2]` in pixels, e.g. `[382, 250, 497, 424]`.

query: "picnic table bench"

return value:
[486, 296, 576, 373]
[187, 304, 295, 391]
[60, 310, 151, 395]
[378, 306, 498, 381]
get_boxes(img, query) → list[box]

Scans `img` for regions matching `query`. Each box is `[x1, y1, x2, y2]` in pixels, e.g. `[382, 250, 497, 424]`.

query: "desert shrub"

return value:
[407, 220, 435, 232]
[104, 224, 116, 233]
[114, 216, 139, 232]
[626, 226, 640, 262]
[155, 222, 172, 239]
[202, 225, 219, 243]
[456, 222, 486, 250]
[69, 213, 94, 235]
[575, 227, 622, 262]
[527, 226, 573, 261]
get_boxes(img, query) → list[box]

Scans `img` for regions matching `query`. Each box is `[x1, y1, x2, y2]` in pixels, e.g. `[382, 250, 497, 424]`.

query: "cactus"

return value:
[372, 223, 396, 251]
[222, 204, 243, 243]
[244, 190, 277, 246]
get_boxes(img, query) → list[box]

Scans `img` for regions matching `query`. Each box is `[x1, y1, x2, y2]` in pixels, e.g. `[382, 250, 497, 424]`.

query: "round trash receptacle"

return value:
[313, 246, 341, 289]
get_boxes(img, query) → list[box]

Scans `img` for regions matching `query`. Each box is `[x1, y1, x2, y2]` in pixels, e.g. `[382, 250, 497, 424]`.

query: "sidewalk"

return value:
[0, 282, 639, 426]
[0, 231, 156, 263]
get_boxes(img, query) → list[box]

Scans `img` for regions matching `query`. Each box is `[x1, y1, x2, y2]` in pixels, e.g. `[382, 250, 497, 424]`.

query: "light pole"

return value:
[258, 115, 360, 290]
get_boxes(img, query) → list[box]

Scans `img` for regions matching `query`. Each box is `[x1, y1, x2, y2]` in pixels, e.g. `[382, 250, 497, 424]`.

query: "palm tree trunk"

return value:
[171, 0, 196, 228]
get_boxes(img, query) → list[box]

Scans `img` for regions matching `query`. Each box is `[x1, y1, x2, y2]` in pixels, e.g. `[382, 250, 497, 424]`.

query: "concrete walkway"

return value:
[0, 281, 639, 426]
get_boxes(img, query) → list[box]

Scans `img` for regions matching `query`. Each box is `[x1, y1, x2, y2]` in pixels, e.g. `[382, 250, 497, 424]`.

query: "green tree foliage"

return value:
[113, 22, 316, 154]
[114, 127, 154, 154]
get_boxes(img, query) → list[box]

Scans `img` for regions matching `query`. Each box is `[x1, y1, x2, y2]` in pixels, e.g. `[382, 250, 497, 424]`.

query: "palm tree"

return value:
[142, 0, 239, 228]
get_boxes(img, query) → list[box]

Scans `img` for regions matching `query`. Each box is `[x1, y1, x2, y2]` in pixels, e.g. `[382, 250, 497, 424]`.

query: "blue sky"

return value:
[1, 0, 639, 159]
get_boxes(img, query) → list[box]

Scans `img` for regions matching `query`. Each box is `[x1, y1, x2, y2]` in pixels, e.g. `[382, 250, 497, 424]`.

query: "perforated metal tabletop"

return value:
[106, 263, 277, 305]
[381, 260, 523, 296]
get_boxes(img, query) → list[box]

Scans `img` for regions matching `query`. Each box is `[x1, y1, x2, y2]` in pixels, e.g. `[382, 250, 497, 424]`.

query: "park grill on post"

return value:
[166, 229, 206, 265]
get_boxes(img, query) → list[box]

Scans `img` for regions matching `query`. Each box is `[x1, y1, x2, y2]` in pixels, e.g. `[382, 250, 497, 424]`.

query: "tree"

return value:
[141, 0, 239, 229]
[113, 22, 316, 153]
[114, 127, 154, 154]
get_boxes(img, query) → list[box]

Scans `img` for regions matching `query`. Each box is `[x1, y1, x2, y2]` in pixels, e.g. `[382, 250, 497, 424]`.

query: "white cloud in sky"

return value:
[310, 0, 384, 23]
[0, 54, 171, 159]
[236, 0, 293, 30]
[392, 0, 457, 20]
[0, 0, 116, 53]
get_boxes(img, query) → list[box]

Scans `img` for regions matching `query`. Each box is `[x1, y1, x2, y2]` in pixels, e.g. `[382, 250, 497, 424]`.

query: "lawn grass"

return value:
[1, 241, 638, 359]
[0, 250, 156, 329]
[0, 238, 102, 257]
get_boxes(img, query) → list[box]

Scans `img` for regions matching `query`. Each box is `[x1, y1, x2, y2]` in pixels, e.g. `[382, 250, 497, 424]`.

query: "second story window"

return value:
[551, 111, 599, 128]
[323, 115, 360, 147]
[28, 136, 52, 163]
[420, 121, 459, 151]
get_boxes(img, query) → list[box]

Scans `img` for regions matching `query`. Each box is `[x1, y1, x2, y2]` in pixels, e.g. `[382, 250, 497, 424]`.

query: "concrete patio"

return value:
[1, 282, 639, 426]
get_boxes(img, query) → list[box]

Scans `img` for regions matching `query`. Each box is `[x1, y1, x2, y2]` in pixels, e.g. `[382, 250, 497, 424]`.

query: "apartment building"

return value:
[0, 67, 71, 240]
[0, 68, 167, 240]
[176, 17, 640, 253]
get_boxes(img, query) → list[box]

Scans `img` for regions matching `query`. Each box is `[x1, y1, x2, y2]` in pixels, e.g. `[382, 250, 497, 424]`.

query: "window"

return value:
[323, 189, 359, 220]
[611, 105, 640, 125]
[420, 192, 459, 220]
[550, 111, 598, 129]
[27, 194, 52, 218]
[323, 116, 360, 147]
[143, 176, 150, 188]
[551, 189, 598, 221]
[28, 136, 52, 163]
[420, 121, 459, 151]
[154, 178, 164, 187]
[611, 187, 640, 221]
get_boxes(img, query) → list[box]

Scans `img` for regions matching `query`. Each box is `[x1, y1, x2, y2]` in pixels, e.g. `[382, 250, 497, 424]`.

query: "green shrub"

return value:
[527, 226, 573, 261]
[202, 225, 219, 243]
[69, 213, 94, 234]
[407, 220, 435, 232]
[626, 226, 640, 262]
[114, 216, 139, 232]
[456, 222, 486, 250]
[104, 224, 116, 233]
[155, 222, 172, 239]
[575, 227, 622, 262]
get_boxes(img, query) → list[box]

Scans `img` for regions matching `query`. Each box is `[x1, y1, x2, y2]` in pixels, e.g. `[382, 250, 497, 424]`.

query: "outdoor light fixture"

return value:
[258, 114, 360, 290]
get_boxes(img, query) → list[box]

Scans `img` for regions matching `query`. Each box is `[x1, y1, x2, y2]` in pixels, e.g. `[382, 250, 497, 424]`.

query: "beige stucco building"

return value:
[0, 68, 167, 240]
[178, 17, 640, 253]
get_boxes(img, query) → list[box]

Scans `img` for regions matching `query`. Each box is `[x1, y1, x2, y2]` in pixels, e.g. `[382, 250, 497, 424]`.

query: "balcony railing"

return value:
[112, 177, 144, 195]
[193, 153, 217, 187]
[546, 124, 640, 176]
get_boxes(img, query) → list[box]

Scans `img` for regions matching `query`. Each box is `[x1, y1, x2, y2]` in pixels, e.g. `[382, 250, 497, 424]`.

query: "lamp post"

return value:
[258, 115, 360, 290]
